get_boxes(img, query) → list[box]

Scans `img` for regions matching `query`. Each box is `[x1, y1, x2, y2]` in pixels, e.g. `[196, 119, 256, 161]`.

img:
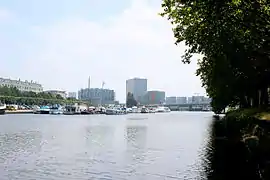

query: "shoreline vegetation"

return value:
[212, 109, 270, 179]
[160, 0, 269, 178]
[0, 86, 86, 105]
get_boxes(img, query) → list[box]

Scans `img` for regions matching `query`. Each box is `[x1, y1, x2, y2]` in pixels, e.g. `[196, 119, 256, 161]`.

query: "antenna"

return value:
[88, 76, 91, 89]
[102, 81, 105, 89]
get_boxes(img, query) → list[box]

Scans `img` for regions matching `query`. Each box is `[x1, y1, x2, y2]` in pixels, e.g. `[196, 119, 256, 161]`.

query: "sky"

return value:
[0, 0, 205, 102]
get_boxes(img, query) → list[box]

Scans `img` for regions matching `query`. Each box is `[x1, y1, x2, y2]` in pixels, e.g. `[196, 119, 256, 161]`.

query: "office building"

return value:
[176, 97, 187, 104]
[44, 90, 67, 98]
[126, 78, 147, 102]
[140, 90, 165, 105]
[166, 96, 177, 104]
[0, 77, 43, 93]
[78, 88, 115, 105]
[68, 92, 77, 99]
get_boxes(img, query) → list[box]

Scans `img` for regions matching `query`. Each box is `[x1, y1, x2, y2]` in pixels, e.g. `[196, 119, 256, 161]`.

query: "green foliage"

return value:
[126, 92, 137, 108]
[160, 0, 270, 113]
[0, 86, 81, 105]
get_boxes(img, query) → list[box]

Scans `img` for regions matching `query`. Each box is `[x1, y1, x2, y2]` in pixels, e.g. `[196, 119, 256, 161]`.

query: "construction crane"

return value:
[100, 81, 105, 106]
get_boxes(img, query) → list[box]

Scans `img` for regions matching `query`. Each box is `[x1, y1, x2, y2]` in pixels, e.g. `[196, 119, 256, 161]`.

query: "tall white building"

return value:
[126, 78, 147, 102]
[166, 96, 177, 104]
[0, 77, 43, 93]
[176, 97, 187, 104]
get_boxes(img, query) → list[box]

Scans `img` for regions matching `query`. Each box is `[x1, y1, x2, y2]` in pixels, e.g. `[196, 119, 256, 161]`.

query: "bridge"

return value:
[145, 103, 211, 111]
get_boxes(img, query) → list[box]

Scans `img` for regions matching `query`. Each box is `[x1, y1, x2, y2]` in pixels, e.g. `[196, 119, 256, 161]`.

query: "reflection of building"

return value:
[68, 92, 77, 99]
[44, 90, 66, 98]
[78, 88, 115, 105]
[126, 78, 147, 102]
[0, 77, 43, 93]
[140, 90, 165, 105]
[166, 96, 177, 104]
[176, 97, 187, 104]
[126, 125, 147, 151]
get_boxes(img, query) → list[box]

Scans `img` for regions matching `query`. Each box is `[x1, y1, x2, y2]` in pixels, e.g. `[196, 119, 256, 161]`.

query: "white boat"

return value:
[141, 107, 149, 113]
[155, 106, 171, 113]
[64, 105, 81, 115]
[40, 106, 51, 114]
[33, 105, 41, 114]
[0, 102, 6, 115]
[131, 106, 140, 113]
[50, 104, 64, 115]
[105, 107, 126, 115]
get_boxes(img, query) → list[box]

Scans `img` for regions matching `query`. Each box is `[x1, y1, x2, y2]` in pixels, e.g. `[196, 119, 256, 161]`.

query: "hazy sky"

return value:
[0, 0, 205, 102]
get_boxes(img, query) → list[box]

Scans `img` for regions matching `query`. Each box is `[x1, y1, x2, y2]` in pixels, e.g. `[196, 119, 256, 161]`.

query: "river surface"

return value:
[0, 112, 214, 180]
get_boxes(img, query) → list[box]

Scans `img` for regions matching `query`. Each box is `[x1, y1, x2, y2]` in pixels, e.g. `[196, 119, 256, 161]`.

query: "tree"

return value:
[160, 0, 270, 112]
[126, 92, 137, 108]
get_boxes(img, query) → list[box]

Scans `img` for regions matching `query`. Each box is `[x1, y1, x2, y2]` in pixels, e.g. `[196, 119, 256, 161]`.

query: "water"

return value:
[0, 112, 214, 180]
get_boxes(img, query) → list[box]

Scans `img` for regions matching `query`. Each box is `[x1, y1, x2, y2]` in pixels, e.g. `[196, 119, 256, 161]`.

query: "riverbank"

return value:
[5, 110, 33, 114]
[215, 108, 270, 179]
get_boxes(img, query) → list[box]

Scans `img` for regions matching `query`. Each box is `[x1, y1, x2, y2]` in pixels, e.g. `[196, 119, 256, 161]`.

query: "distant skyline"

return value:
[0, 0, 206, 102]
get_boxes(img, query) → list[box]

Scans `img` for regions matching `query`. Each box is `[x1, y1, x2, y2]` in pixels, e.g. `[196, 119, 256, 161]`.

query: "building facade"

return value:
[44, 90, 67, 98]
[166, 96, 177, 104]
[78, 88, 115, 105]
[176, 97, 187, 104]
[68, 92, 77, 99]
[140, 90, 165, 105]
[0, 77, 43, 93]
[126, 78, 147, 102]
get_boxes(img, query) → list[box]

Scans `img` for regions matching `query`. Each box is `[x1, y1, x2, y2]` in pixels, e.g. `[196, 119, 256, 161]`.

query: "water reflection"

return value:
[204, 119, 261, 180]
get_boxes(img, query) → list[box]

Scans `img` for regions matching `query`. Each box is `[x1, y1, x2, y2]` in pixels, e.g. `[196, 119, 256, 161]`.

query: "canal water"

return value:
[0, 112, 214, 180]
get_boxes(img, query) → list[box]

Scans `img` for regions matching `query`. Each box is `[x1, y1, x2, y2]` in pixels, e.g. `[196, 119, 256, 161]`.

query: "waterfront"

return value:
[0, 112, 214, 179]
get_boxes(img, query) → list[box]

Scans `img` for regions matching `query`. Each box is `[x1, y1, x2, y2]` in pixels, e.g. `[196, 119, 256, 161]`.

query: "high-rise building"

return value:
[126, 78, 147, 102]
[166, 96, 177, 104]
[0, 77, 43, 93]
[78, 88, 115, 105]
[176, 97, 187, 104]
[140, 90, 165, 105]
[68, 92, 77, 99]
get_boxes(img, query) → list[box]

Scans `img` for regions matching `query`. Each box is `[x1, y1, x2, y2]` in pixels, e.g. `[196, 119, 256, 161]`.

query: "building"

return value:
[78, 88, 115, 105]
[176, 97, 187, 104]
[44, 90, 67, 98]
[140, 90, 165, 105]
[0, 77, 43, 93]
[126, 78, 147, 102]
[187, 97, 193, 104]
[68, 92, 77, 99]
[166, 96, 177, 104]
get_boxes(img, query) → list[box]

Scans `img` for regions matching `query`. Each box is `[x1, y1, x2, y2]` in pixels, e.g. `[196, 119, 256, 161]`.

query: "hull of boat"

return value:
[0, 108, 5, 115]
[40, 110, 50, 114]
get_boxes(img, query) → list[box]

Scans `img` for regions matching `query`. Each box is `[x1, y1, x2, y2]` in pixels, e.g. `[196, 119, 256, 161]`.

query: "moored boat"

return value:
[40, 106, 50, 114]
[0, 102, 6, 115]
[50, 104, 64, 115]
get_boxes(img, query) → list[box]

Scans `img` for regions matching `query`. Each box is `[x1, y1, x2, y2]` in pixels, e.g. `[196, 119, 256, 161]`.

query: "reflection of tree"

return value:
[0, 131, 42, 163]
[203, 120, 261, 179]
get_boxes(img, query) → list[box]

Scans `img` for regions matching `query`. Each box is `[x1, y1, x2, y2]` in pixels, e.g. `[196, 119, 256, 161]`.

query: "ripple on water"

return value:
[0, 113, 213, 180]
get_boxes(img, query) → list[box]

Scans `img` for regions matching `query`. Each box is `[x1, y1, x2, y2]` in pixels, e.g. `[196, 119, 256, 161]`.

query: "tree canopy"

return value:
[160, 0, 270, 113]
[126, 92, 138, 108]
[0, 86, 82, 105]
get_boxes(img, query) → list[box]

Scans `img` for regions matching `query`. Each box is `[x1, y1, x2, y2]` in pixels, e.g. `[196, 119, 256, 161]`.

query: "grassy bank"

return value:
[215, 108, 270, 179]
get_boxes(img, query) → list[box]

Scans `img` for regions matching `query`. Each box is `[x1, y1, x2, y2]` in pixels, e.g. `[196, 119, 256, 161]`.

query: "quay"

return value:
[6, 110, 33, 114]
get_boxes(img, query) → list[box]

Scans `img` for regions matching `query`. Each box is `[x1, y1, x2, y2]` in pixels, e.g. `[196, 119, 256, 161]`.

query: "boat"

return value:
[64, 105, 81, 115]
[155, 106, 171, 113]
[33, 105, 41, 114]
[0, 102, 6, 115]
[141, 107, 149, 113]
[39, 106, 50, 114]
[105, 107, 126, 115]
[50, 104, 64, 115]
